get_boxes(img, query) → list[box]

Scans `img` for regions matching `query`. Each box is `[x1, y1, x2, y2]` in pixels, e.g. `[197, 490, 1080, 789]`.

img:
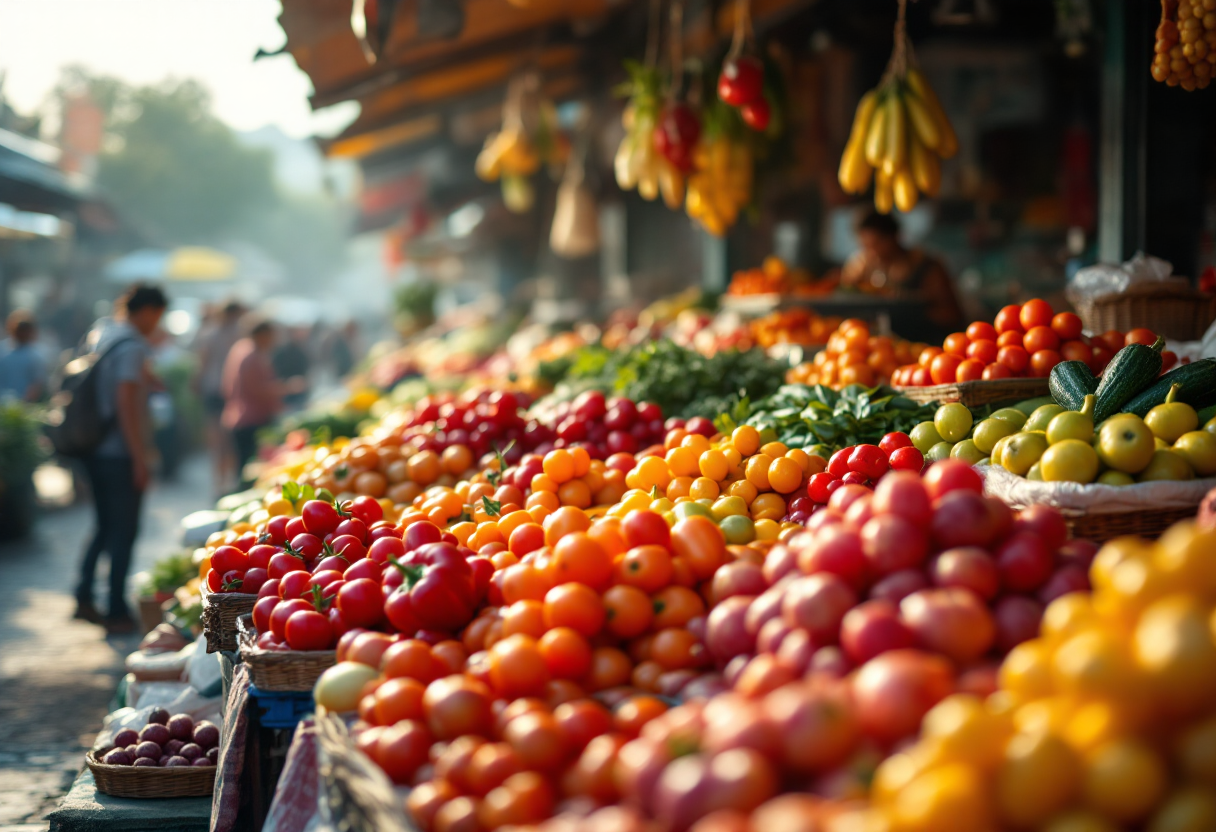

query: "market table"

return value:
[46, 769, 211, 832]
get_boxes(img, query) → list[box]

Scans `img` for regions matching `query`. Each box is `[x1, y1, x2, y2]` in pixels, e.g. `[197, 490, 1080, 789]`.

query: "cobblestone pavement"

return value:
[0, 456, 211, 831]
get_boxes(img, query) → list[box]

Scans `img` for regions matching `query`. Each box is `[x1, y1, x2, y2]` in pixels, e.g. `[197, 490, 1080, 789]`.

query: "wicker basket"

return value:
[86, 751, 216, 798]
[237, 614, 335, 692]
[201, 585, 258, 653]
[1065, 505, 1197, 542]
[1072, 280, 1216, 342]
[894, 378, 1050, 408]
[315, 708, 411, 832]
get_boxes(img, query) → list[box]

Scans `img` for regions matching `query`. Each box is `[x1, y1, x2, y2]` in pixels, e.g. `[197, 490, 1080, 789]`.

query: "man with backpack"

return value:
[73, 284, 167, 633]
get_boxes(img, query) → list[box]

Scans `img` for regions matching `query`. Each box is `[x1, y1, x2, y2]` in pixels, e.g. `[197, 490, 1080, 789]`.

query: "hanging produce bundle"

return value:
[1152, 0, 1216, 89]
[716, 0, 771, 132]
[614, 62, 691, 209]
[685, 111, 754, 237]
[476, 74, 567, 213]
[838, 0, 957, 214]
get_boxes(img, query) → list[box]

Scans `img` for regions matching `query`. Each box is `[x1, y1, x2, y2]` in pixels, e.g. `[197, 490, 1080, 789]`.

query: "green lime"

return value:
[910, 421, 944, 453]
[934, 403, 974, 443]
[926, 442, 955, 463]
[950, 439, 986, 464]
[1024, 404, 1065, 433]
[1027, 462, 1043, 481]
[990, 408, 1029, 428]
[973, 418, 1019, 453]
[719, 514, 756, 544]
[673, 501, 713, 521]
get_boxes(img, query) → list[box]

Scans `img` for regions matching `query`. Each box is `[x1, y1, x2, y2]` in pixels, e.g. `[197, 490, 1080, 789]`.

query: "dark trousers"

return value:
[76, 455, 144, 618]
[232, 424, 267, 489]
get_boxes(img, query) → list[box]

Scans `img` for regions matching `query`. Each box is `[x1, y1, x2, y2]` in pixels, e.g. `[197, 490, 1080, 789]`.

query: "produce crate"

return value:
[894, 378, 1050, 408]
[1072, 280, 1216, 342]
[248, 686, 315, 730]
[237, 615, 335, 692]
[980, 464, 1216, 542]
[201, 585, 258, 653]
[315, 708, 411, 832]
[85, 751, 216, 798]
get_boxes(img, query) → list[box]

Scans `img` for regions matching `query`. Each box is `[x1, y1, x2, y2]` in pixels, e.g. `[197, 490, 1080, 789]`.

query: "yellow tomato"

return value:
[889, 763, 992, 832]
[264, 497, 293, 517]
[1063, 700, 1139, 755]
[1134, 594, 1216, 716]
[999, 640, 1056, 703]
[995, 732, 1083, 829]
[921, 694, 1012, 770]
[1053, 631, 1139, 700]
[1083, 739, 1168, 824]
[1152, 521, 1216, 598]
[1013, 696, 1077, 737]
[731, 425, 760, 456]
[1090, 537, 1154, 592]
[1041, 593, 1100, 643]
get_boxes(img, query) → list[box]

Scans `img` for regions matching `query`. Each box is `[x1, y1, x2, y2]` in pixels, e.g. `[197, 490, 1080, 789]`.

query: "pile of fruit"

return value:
[859, 518, 1216, 832]
[96, 709, 220, 769]
[748, 308, 842, 349]
[804, 433, 925, 509]
[726, 256, 829, 297]
[1153, 0, 1216, 90]
[786, 318, 926, 389]
[893, 300, 1167, 387]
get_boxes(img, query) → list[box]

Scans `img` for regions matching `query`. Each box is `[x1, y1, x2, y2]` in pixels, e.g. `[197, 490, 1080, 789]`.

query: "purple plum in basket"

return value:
[147, 708, 170, 725]
[132, 757, 159, 767]
[139, 723, 170, 746]
[193, 722, 219, 750]
[178, 743, 202, 761]
[113, 728, 139, 748]
[157, 755, 172, 766]
[167, 714, 194, 741]
[191, 757, 214, 767]
[164, 739, 184, 756]
[135, 741, 161, 760]
[102, 749, 132, 766]
[124, 745, 138, 756]
[205, 748, 219, 763]
[164, 756, 190, 768]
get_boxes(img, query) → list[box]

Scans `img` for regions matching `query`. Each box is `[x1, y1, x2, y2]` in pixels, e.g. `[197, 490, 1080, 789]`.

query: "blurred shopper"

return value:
[75, 284, 167, 633]
[222, 317, 304, 488]
[193, 300, 243, 495]
[326, 320, 361, 379]
[272, 325, 312, 411]
[0, 310, 48, 402]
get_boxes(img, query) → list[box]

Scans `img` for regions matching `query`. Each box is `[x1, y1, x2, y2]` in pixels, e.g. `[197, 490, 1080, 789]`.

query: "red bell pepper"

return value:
[384, 542, 479, 633]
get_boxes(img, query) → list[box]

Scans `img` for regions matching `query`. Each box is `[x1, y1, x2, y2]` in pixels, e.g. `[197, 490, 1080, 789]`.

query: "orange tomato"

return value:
[488, 634, 550, 698]
[602, 584, 654, 638]
[372, 677, 426, 725]
[502, 600, 547, 639]
[966, 321, 998, 342]
[1051, 312, 1083, 341]
[839, 364, 875, 386]
[943, 333, 970, 357]
[919, 346, 943, 367]
[543, 583, 606, 636]
[651, 586, 706, 629]
[584, 647, 633, 691]
[538, 627, 593, 679]
[1060, 340, 1092, 364]
[500, 563, 552, 604]
[502, 711, 568, 771]
[1100, 330, 1127, 352]
[996, 330, 1024, 348]
[1029, 349, 1061, 377]
[543, 506, 591, 547]
[587, 519, 628, 558]
[995, 305, 1023, 334]
[930, 353, 964, 384]
[955, 359, 985, 382]
[997, 345, 1029, 374]
[632, 660, 664, 691]
[614, 695, 670, 737]
[542, 450, 575, 483]
[558, 479, 592, 509]
[767, 457, 803, 494]
[551, 532, 612, 590]
[382, 639, 440, 682]
[618, 545, 674, 592]
[1125, 328, 1157, 347]
[1019, 298, 1054, 330]
[508, 523, 546, 557]
[1022, 326, 1060, 354]
[650, 628, 704, 671]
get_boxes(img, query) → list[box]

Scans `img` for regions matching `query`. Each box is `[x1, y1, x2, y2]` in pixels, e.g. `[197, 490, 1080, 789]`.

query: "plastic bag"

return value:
[1067, 252, 1174, 302]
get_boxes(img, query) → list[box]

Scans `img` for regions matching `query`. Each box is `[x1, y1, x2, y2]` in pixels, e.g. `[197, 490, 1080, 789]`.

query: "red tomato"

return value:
[1100, 330, 1126, 352]
[1029, 349, 1061, 377]
[910, 366, 932, 386]
[284, 610, 335, 651]
[1059, 340, 1092, 364]
[929, 353, 963, 385]
[621, 510, 671, 549]
[1160, 350, 1178, 372]
[337, 578, 385, 629]
[301, 499, 343, 537]
[1021, 326, 1060, 354]
[1018, 298, 1054, 330]
[994, 305, 1023, 334]
[965, 321, 997, 342]
[918, 346, 943, 367]
[996, 330, 1024, 348]
[1090, 343, 1115, 372]
[965, 339, 998, 365]
[1125, 328, 1157, 346]
[717, 55, 764, 106]
[1050, 312, 1083, 341]
[942, 333, 970, 358]
[997, 345, 1029, 374]
[982, 363, 1012, 380]
[269, 598, 311, 641]
[955, 359, 984, 382]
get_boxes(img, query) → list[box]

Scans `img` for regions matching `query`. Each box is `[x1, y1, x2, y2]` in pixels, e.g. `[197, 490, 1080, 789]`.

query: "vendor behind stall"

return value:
[838, 212, 963, 339]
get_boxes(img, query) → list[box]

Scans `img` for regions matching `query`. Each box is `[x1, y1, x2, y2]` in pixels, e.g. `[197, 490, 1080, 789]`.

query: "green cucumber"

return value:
[1119, 358, 1216, 418]
[1049, 361, 1099, 411]
[1198, 404, 1216, 424]
[1093, 336, 1165, 422]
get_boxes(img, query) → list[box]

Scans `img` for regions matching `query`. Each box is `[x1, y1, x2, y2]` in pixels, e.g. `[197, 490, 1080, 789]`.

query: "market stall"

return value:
[49, 0, 1216, 830]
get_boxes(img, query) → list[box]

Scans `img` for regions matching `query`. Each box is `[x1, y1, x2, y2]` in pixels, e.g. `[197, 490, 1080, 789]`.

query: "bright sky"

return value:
[0, 0, 358, 139]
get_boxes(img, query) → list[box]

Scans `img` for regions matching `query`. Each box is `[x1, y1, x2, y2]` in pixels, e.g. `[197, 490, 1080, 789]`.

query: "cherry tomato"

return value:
[347, 495, 384, 526]
[269, 598, 311, 641]
[284, 610, 335, 650]
[337, 578, 385, 629]
[718, 55, 764, 106]
[741, 98, 771, 131]
[301, 499, 343, 537]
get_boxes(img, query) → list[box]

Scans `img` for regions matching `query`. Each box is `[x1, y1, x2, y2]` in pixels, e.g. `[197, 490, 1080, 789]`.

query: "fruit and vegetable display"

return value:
[893, 299, 1169, 387]
[786, 318, 926, 389]
[747, 308, 842, 349]
[1153, 0, 1216, 90]
[94, 709, 220, 769]
[837, 0, 957, 213]
[726, 256, 832, 297]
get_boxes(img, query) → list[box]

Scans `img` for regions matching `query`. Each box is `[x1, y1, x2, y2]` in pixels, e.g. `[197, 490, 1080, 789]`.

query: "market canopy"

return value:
[104, 246, 238, 283]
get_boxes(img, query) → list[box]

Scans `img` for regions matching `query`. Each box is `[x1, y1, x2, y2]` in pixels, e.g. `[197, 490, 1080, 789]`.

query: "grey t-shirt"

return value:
[92, 322, 150, 458]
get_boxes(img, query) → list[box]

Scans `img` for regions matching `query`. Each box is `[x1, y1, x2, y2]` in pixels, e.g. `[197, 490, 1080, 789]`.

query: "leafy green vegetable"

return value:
[540, 340, 787, 420]
[141, 551, 197, 597]
[725, 384, 939, 454]
[0, 401, 47, 485]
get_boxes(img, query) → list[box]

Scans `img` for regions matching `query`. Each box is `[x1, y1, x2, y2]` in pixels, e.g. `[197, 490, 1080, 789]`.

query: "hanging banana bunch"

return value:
[476, 73, 568, 214]
[838, 0, 957, 214]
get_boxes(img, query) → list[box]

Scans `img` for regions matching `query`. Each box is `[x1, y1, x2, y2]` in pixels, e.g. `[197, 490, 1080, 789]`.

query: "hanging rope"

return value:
[668, 0, 686, 99]
[727, 0, 753, 61]
[645, 0, 663, 68]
